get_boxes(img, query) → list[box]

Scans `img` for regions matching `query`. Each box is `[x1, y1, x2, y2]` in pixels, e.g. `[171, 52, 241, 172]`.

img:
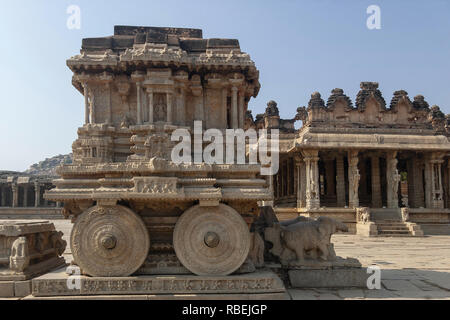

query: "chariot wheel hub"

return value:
[100, 234, 117, 250]
[204, 232, 220, 248]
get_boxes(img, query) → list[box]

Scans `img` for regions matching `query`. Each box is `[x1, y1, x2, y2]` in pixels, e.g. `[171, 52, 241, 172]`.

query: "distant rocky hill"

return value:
[24, 154, 73, 176]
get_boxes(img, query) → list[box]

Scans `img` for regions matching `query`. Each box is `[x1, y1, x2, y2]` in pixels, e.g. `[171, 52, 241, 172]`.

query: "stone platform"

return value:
[288, 267, 368, 288]
[30, 268, 287, 299]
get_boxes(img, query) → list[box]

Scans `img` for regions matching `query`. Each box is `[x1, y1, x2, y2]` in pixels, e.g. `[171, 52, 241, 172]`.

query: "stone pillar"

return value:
[238, 90, 245, 128]
[286, 158, 291, 196]
[222, 88, 228, 129]
[83, 82, 89, 124]
[147, 89, 154, 124]
[424, 159, 432, 208]
[103, 82, 111, 124]
[386, 151, 400, 208]
[348, 151, 360, 208]
[231, 86, 238, 129]
[136, 82, 142, 125]
[23, 185, 28, 207]
[336, 154, 346, 207]
[34, 182, 41, 207]
[302, 150, 320, 209]
[166, 92, 172, 124]
[179, 88, 186, 126]
[429, 157, 444, 209]
[371, 155, 382, 208]
[0, 186, 5, 207]
[295, 157, 304, 208]
[12, 183, 18, 208]
[89, 88, 95, 124]
[447, 162, 450, 208]
[324, 159, 335, 196]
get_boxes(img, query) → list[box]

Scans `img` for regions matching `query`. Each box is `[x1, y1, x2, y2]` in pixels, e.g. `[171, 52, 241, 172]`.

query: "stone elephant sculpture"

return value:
[264, 216, 348, 266]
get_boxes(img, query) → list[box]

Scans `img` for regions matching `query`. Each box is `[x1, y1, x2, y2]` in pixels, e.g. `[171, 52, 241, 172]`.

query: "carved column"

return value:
[238, 90, 245, 128]
[88, 88, 95, 124]
[336, 154, 346, 207]
[231, 86, 238, 129]
[106, 82, 112, 124]
[302, 150, 320, 209]
[295, 157, 304, 208]
[371, 155, 382, 208]
[166, 92, 172, 124]
[348, 150, 360, 208]
[23, 185, 28, 207]
[34, 182, 41, 207]
[429, 156, 444, 209]
[136, 82, 142, 125]
[386, 151, 400, 208]
[83, 82, 89, 124]
[300, 161, 306, 207]
[12, 183, 18, 208]
[448, 162, 450, 209]
[147, 89, 154, 124]
[222, 87, 228, 129]
[0, 186, 5, 207]
[178, 87, 186, 126]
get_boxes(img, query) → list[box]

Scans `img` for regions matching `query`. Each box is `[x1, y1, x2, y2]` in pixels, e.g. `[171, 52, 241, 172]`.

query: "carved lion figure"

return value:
[401, 207, 410, 222]
[264, 216, 348, 266]
[356, 207, 370, 224]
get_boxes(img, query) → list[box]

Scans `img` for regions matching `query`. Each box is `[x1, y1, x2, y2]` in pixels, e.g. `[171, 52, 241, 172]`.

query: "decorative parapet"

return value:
[355, 81, 386, 111]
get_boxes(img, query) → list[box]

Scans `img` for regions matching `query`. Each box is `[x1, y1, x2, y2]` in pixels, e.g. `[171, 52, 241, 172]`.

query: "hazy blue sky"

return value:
[0, 0, 449, 171]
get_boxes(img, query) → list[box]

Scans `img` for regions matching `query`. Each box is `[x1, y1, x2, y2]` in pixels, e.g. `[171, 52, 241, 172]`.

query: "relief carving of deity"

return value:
[154, 93, 167, 122]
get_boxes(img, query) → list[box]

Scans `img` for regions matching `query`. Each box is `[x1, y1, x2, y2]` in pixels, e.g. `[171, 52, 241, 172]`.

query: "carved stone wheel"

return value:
[70, 205, 150, 277]
[173, 204, 251, 276]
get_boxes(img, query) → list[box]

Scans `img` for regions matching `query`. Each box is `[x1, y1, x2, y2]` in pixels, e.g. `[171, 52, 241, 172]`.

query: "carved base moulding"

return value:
[31, 269, 286, 297]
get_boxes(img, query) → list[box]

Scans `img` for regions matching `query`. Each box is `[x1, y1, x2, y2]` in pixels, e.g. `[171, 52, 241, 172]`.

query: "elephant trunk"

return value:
[337, 221, 348, 233]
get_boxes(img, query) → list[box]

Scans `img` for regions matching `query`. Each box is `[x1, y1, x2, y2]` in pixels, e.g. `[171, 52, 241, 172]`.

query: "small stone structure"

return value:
[0, 220, 66, 297]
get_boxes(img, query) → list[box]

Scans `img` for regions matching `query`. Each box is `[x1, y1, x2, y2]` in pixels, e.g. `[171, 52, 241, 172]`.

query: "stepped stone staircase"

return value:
[375, 220, 413, 236]
[370, 208, 423, 237]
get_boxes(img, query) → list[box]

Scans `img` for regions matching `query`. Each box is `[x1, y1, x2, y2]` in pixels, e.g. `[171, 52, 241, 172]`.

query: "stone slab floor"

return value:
[22, 220, 450, 300]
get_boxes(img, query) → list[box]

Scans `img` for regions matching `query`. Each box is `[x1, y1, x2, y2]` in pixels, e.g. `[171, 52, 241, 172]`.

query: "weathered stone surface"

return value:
[173, 204, 251, 276]
[31, 268, 285, 297]
[0, 281, 14, 297]
[0, 220, 66, 281]
[288, 267, 368, 288]
[71, 205, 149, 277]
[14, 280, 31, 297]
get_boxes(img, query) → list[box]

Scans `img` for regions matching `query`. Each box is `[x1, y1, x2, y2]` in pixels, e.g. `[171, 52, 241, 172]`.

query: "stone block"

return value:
[14, 280, 31, 297]
[288, 268, 369, 288]
[0, 281, 14, 298]
[356, 222, 378, 236]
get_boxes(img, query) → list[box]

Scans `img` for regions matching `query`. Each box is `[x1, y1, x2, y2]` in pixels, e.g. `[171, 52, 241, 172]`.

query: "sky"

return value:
[0, 0, 449, 171]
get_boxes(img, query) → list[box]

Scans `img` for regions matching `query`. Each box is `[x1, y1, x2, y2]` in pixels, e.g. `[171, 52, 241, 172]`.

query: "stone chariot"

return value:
[44, 26, 270, 278]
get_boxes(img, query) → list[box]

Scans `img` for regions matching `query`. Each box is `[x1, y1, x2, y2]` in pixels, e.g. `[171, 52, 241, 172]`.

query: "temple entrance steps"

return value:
[375, 220, 413, 237]
[369, 208, 424, 237]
